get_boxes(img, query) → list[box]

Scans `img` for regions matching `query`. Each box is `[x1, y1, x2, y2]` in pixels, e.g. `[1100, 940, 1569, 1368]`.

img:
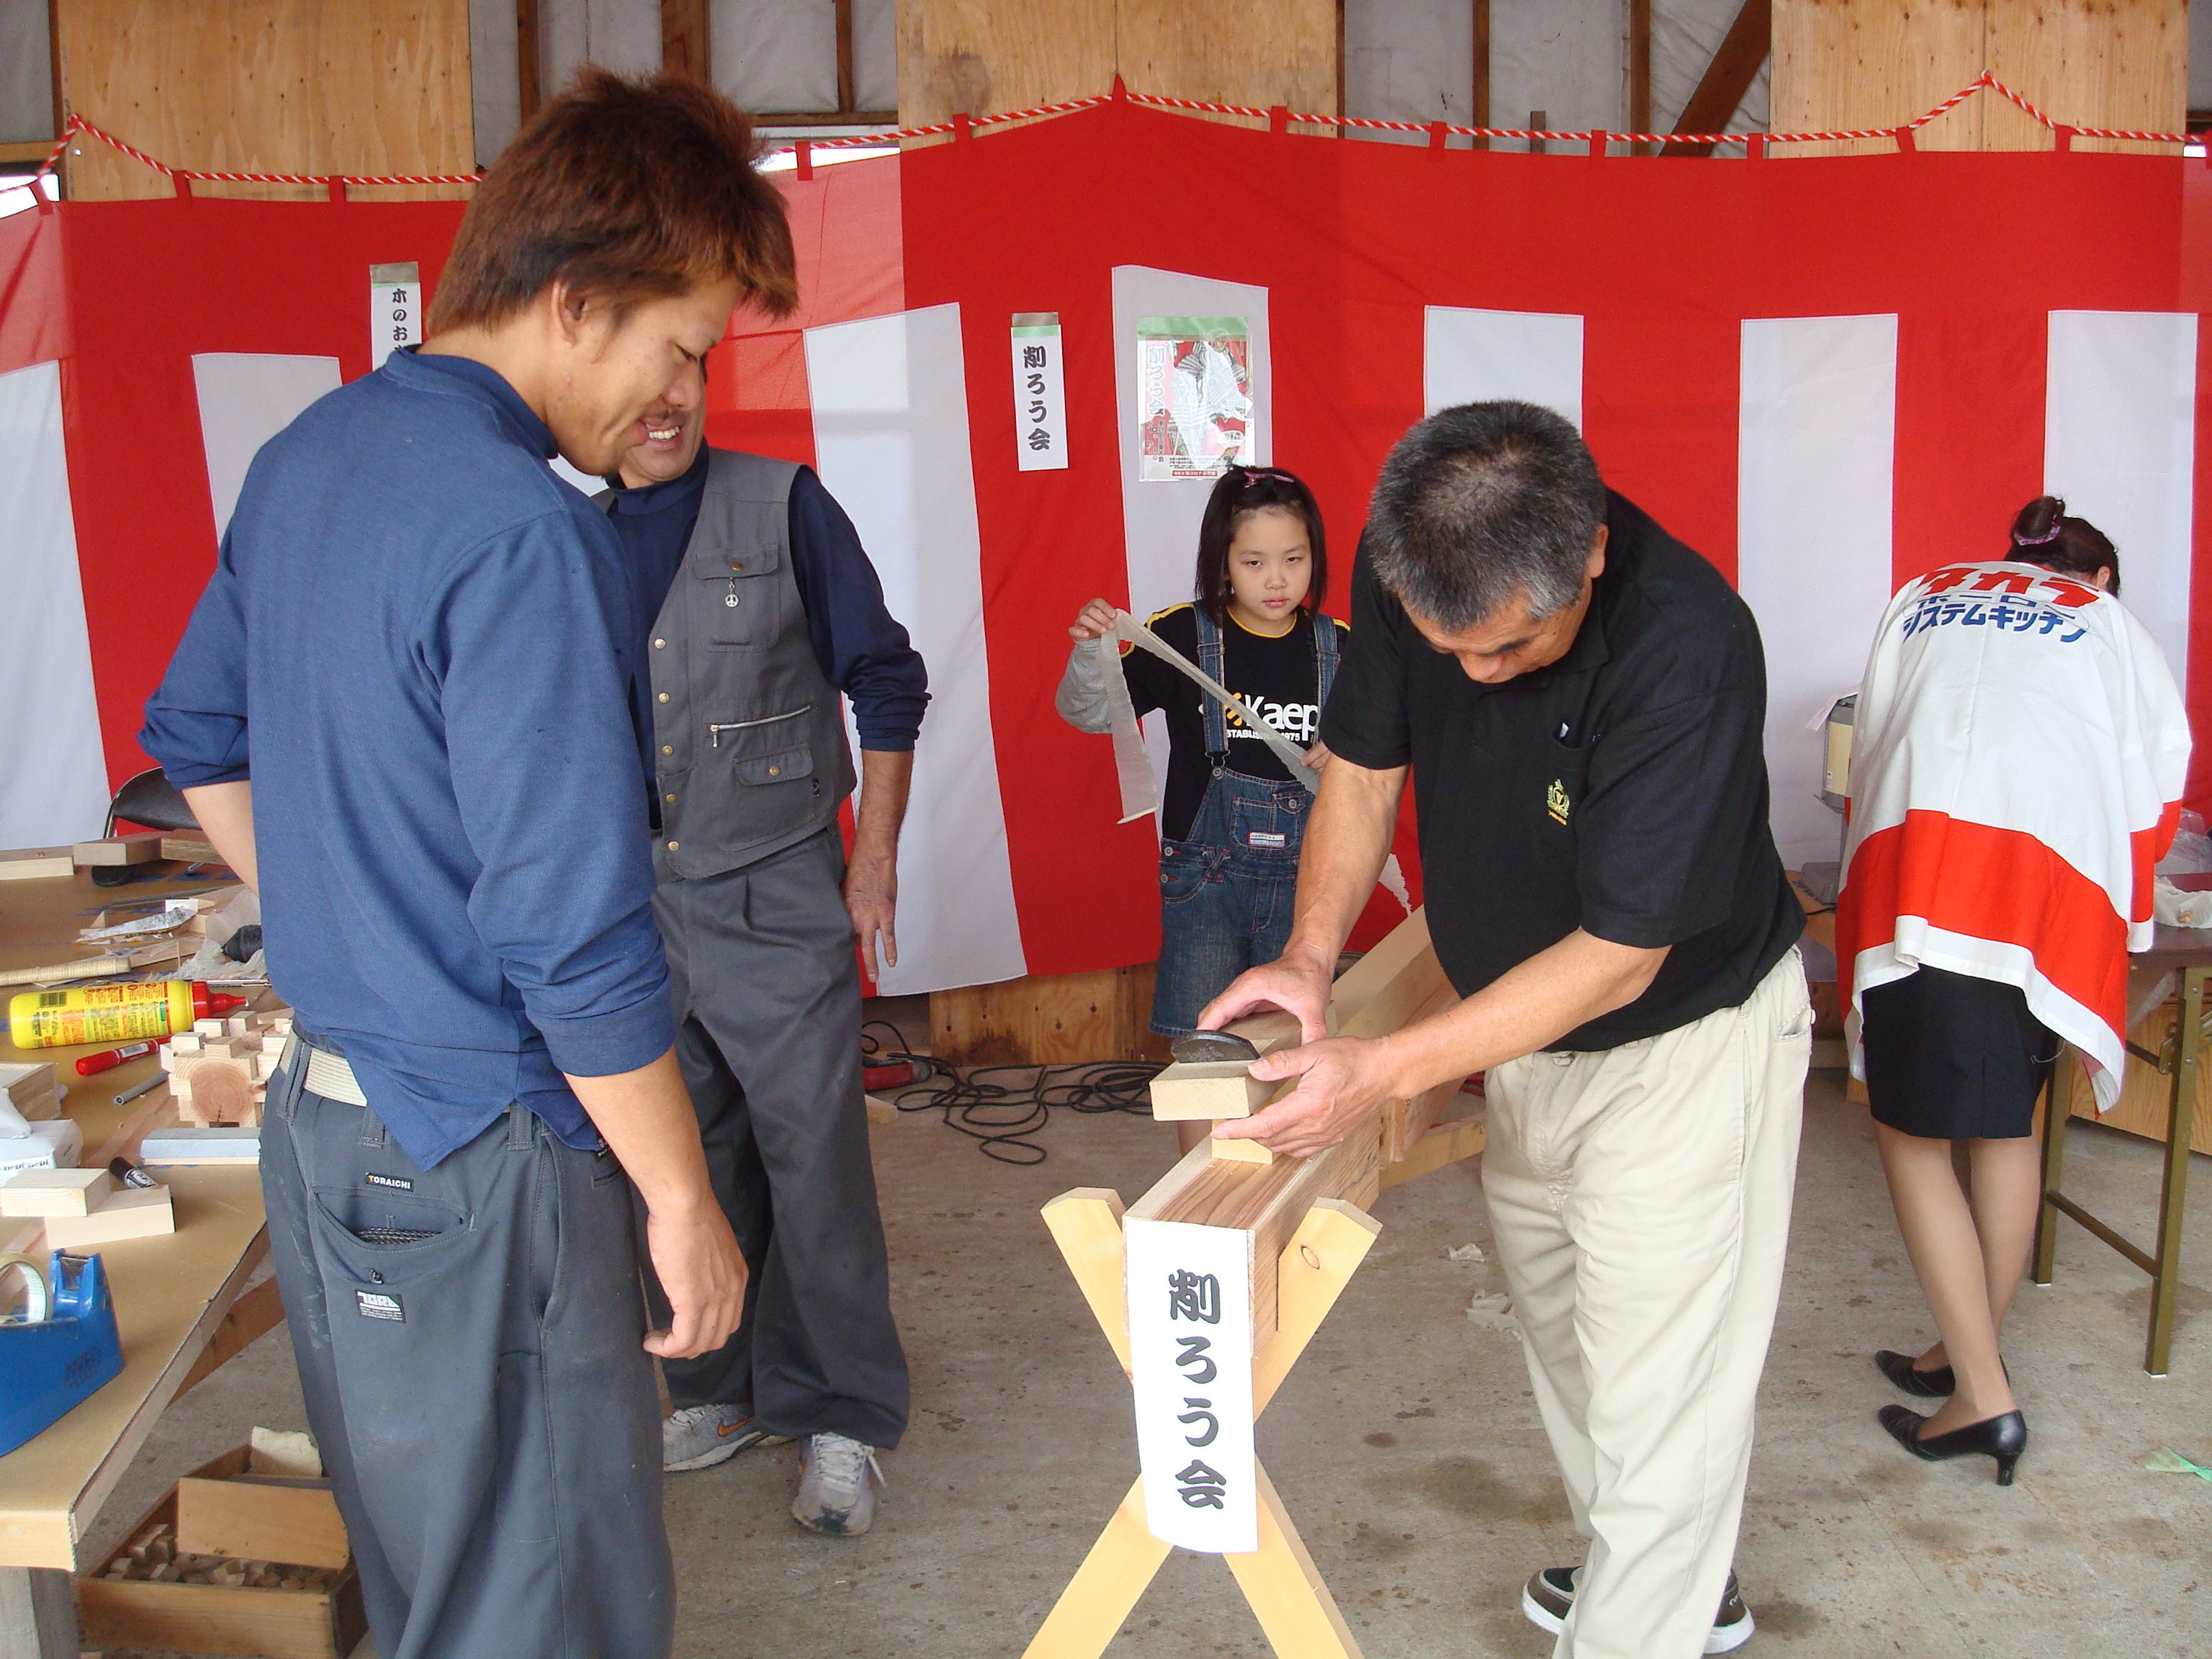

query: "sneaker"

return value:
[791, 1431, 884, 1536]
[662, 1403, 785, 1473]
[1521, 1565, 1755, 1655]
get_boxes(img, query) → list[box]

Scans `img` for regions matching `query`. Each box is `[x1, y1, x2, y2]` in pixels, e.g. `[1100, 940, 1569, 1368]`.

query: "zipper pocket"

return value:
[709, 703, 814, 748]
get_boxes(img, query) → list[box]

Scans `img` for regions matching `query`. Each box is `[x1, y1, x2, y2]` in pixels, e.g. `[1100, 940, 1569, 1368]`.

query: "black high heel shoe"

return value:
[1878, 1405, 2027, 1485]
[1874, 1350, 1954, 1397]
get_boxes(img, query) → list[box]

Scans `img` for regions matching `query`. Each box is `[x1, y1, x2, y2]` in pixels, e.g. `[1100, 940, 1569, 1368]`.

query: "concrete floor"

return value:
[96, 1066, 2211, 1658]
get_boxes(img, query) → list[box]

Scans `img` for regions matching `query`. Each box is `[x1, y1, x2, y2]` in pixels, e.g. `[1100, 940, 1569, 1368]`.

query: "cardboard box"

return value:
[0, 1118, 84, 1181]
[79, 1447, 366, 1659]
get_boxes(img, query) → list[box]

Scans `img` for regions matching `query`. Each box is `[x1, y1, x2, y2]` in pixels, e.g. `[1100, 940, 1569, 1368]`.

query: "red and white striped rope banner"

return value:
[29, 71, 2198, 195]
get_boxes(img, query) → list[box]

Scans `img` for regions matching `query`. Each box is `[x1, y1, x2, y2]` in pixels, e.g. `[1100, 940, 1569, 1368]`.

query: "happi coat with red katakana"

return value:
[1835, 560, 2191, 1112]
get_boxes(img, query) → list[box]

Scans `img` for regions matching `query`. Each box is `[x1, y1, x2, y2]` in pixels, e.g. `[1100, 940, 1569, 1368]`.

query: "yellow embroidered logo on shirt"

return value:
[1546, 779, 1570, 824]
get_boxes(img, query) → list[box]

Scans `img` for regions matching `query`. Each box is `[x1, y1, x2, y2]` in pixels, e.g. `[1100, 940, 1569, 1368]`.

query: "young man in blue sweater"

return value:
[140, 72, 796, 1659]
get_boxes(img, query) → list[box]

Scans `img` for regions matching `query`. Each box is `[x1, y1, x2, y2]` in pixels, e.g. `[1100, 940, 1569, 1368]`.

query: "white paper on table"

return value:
[1125, 1217, 1256, 1554]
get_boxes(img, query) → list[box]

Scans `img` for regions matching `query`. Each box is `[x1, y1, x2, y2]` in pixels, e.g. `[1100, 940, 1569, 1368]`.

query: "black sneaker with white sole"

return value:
[1521, 1565, 1755, 1654]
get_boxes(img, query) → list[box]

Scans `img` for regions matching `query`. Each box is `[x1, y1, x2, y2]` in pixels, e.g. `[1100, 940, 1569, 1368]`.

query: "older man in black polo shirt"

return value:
[1203, 402, 1808, 1658]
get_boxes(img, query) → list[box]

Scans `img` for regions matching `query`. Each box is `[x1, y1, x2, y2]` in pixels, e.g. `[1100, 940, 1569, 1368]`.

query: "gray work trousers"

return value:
[261, 1049, 673, 1659]
[646, 827, 909, 1448]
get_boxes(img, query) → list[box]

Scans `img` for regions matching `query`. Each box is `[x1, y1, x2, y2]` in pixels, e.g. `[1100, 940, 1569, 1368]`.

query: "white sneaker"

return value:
[791, 1431, 884, 1535]
[662, 1403, 785, 1473]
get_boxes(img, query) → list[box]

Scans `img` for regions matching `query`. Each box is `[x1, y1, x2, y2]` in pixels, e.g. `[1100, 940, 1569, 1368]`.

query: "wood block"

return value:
[44, 1184, 175, 1246]
[72, 832, 168, 868]
[1378, 1115, 1486, 1192]
[159, 835, 223, 865]
[0, 1166, 116, 1218]
[1149, 1060, 1277, 1122]
[176, 1477, 349, 1570]
[0, 1058, 62, 1122]
[174, 1058, 258, 1126]
[1208, 1132, 1277, 1166]
[864, 1092, 898, 1124]
[0, 845, 77, 881]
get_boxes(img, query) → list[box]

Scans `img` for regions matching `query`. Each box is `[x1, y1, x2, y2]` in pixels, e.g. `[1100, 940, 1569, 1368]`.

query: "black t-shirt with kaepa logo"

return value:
[1117, 603, 1347, 843]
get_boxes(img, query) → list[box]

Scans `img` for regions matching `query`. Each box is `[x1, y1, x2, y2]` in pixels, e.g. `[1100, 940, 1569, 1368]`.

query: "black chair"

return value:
[96, 768, 199, 886]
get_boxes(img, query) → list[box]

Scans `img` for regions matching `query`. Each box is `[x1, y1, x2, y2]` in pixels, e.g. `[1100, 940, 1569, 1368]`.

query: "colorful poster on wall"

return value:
[1136, 316, 1252, 481]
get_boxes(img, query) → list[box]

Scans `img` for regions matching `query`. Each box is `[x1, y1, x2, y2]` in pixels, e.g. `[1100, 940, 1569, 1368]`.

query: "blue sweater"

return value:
[141, 348, 675, 1168]
[601, 447, 928, 780]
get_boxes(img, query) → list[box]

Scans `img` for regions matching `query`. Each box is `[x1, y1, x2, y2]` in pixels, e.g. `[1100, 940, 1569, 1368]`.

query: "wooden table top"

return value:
[0, 863, 270, 1572]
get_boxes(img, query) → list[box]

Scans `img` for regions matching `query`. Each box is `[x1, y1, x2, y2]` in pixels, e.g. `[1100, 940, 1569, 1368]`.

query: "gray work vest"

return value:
[644, 449, 857, 882]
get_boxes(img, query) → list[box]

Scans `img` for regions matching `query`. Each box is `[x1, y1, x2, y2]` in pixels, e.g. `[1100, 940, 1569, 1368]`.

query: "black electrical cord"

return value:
[861, 1019, 1161, 1166]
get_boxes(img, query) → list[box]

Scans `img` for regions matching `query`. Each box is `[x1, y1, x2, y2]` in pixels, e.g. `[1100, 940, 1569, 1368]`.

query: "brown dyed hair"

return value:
[2010, 495, 2119, 595]
[429, 68, 797, 333]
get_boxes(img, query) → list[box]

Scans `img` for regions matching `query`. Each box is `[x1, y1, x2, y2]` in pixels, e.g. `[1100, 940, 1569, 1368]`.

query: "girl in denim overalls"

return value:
[1057, 467, 1342, 1149]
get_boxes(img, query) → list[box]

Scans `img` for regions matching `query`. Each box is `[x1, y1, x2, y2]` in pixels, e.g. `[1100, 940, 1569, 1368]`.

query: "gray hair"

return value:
[1366, 401, 1606, 630]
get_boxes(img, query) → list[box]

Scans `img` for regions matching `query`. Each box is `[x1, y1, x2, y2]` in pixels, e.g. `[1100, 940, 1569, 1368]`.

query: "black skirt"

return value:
[1861, 966, 2059, 1141]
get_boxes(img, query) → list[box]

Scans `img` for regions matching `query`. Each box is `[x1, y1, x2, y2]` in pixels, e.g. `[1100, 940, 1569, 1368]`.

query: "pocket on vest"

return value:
[734, 745, 815, 788]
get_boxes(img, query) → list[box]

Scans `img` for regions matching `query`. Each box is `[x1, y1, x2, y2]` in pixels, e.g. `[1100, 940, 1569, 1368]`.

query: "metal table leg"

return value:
[2146, 967, 2203, 1376]
[2033, 1047, 2074, 1285]
[0, 1566, 78, 1659]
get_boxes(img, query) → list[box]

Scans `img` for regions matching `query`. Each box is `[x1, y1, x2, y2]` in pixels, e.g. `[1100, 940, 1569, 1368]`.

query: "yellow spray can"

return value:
[7, 981, 248, 1050]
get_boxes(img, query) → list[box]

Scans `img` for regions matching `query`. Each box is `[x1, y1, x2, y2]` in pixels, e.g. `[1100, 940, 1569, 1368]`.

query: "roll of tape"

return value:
[0, 1252, 50, 1324]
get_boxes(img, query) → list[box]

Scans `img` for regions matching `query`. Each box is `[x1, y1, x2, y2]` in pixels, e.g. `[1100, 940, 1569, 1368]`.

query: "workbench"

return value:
[2035, 927, 2212, 1377]
[0, 864, 279, 1659]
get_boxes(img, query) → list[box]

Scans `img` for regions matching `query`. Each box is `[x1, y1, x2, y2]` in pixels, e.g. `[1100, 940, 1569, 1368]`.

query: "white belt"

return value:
[295, 1038, 369, 1107]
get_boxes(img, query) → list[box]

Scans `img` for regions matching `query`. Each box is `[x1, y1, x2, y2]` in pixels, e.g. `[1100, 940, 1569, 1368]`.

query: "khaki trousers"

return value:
[1484, 949, 1810, 1659]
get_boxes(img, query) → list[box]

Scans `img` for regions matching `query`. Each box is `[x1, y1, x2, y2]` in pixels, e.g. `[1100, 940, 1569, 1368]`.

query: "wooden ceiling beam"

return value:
[1673, 0, 1770, 157]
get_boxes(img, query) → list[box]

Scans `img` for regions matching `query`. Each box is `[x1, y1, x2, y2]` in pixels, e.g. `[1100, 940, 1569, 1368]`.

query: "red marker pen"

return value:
[76, 1036, 170, 1076]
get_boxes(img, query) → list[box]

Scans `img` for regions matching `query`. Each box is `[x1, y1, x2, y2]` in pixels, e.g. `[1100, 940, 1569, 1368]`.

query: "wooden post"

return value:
[1470, 0, 1490, 149]
[516, 0, 540, 122]
[1629, 0, 1653, 153]
[660, 0, 711, 84]
[0, 1565, 78, 1659]
[835, 0, 856, 115]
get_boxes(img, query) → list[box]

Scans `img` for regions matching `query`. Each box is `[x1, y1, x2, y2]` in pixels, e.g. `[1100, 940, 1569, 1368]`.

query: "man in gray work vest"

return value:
[603, 367, 926, 1536]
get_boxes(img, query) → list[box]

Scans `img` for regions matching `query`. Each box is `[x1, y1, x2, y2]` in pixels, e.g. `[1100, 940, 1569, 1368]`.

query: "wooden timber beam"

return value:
[517, 0, 541, 123]
[1673, 0, 1771, 157]
[661, 0, 711, 84]
[1128, 909, 1458, 1334]
[1471, 0, 1491, 150]
[1629, 0, 1653, 153]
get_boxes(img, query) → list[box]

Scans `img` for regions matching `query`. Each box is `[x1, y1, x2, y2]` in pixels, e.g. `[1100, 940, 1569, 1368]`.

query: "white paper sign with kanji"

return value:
[1125, 1216, 1256, 1552]
[369, 262, 423, 371]
[1011, 312, 1069, 471]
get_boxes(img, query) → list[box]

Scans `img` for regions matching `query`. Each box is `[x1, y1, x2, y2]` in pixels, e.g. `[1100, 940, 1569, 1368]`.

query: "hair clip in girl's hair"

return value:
[2013, 497, 2067, 547]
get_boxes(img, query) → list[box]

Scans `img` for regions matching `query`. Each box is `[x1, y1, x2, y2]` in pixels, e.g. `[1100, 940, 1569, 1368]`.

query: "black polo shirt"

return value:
[1321, 490, 1802, 1051]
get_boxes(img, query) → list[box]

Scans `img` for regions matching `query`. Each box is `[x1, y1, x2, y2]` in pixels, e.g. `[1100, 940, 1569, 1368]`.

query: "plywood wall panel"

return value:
[1983, 0, 2185, 153]
[55, 0, 473, 201]
[1773, 0, 1986, 156]
[1117, 0, 1339, 116]
[1773, 0, 2185, 156]
[899, 0, 1337, 134]
[896, 0, 1116, 130]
